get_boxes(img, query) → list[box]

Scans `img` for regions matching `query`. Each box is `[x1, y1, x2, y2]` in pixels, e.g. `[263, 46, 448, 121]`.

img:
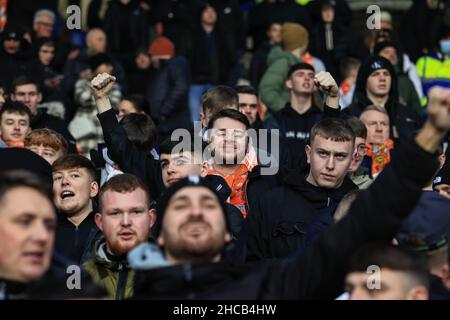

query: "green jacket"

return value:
[259, 46, 300, 113]
[83, 239, 135, 300]
[396, 67, 422, 116]
[349, 167, 373, 190]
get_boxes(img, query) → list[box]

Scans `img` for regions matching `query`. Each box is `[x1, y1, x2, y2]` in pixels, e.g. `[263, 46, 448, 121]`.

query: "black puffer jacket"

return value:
[242, 168, 357, 261]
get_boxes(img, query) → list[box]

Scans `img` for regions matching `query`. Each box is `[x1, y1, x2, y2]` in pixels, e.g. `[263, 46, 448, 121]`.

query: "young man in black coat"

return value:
[52, 154, 101, 265]
[343, 56, 423, 144]
[127, 86, 450, 299]
[264, 63, 342, 169]
[243, 117, 358, 261]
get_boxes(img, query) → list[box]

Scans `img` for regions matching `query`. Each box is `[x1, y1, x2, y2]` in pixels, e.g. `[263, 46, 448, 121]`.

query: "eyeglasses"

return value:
[357, 144, 368, 155]
[213, 129, 247, 139]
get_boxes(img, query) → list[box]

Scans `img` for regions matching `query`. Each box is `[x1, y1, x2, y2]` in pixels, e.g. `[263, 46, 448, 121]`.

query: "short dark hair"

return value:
[346, 116, 367, 139]
[120, 113, 157, 152]
[12, 76, 41, 93]
[201, 86, 239, 114]
[159, 130, 207, 159]
[0, 100, 32, 120]
[207, 108, 250, 130]
[0, 170, 53, 206]
[98, 173, 151, 212]
[121, 94, 149, 114]
[340, 57, 361, 79]
[349, 243, 429, 289]
[287, 62, 315, 79]
[234, 85, 258, 97]
[52, 154, 97, 182]
[310, 118, 355, 145]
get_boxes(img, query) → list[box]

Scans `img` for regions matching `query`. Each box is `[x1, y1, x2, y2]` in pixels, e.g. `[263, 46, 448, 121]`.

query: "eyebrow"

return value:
[172, 155, 190, 161]
[316, 149, 349, 156]
[106, 206, 146, 212]
[334, 152, 350, 157]
[170, 195, 191, 203]
[200, 194, 217, 202]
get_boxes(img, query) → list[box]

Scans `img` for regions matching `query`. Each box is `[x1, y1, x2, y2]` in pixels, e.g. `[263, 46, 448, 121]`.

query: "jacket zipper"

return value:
[115, 263, 127, 300]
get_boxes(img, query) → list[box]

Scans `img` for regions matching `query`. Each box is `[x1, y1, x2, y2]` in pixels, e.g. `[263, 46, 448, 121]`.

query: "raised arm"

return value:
[92, 73, 163, 198]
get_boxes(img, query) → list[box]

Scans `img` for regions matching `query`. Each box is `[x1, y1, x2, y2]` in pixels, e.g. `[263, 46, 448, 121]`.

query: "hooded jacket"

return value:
[243, 167, 357, 261]
[343, 56, 423, 143]
[131, 136, 439, 299]
[83, 239, 134, 300]
[259, 46, 300, 113]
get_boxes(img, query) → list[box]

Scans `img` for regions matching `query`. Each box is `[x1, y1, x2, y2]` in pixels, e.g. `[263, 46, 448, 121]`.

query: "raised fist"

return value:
[427, 86, 450, 132]
[314, 71, 339, 98]
[91, 73, 116, 99]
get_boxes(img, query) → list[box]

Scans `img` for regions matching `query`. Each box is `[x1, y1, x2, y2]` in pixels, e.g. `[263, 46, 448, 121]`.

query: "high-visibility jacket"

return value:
[416, 53, 450, 104]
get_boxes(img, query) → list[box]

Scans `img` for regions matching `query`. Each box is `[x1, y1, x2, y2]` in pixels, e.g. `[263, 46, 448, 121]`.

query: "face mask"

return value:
[440, 39, 450, 55]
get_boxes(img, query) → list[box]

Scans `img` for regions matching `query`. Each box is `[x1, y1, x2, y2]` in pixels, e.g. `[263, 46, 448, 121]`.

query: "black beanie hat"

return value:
[153, 175, 231, 238]
[354, 55, 398, 104]
[0, 148, 52, 185]
[88, 53, 112, 71]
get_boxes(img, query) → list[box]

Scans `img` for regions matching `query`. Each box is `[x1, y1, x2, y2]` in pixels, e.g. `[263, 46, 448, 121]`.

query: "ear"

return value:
[94, 212, 103, 231]
[36, 92, 42, 104]
[348, 150, 358, 172]
[305, 145, 312, 164]
[156, 235, 164, 247]
[90, 180, 99, 198]
[224, 232, 232, 243]
[285, 79, 293, 90]
[148, 208, 157, 228]
[200, 111, 207, 127]
[10, 94, 16, 101]
[440, 264, 450, 281]
[406, 286, 428, 300]
[200, 161, 209, 177]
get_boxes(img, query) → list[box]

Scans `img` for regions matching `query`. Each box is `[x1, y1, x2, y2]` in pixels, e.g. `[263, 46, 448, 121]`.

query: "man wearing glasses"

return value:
[205, 108, 278, 219]
[346, 117, 373, 189]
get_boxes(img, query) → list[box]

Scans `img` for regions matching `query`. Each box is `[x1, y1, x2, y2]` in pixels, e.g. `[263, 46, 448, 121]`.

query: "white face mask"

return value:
[440, 39, 450, 55]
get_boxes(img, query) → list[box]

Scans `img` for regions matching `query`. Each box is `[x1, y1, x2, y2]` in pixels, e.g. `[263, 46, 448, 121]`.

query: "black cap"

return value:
[152, 175, 230, 238]
[0, 148, 52, 185]
[397, 191, 450, 252]
[2, 24, 23, 41]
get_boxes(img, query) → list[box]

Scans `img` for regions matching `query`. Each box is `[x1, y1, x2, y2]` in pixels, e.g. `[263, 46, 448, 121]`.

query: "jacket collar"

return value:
[283, 167, 358, 208]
